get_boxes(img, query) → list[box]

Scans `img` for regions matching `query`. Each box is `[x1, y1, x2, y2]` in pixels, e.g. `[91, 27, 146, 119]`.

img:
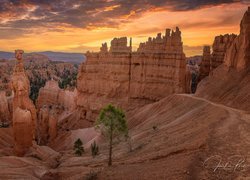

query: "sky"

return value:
[0, 0, 249, 56]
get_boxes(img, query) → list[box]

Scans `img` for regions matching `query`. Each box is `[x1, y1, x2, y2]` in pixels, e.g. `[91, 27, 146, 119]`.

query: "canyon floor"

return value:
[0, 93, 249, 180]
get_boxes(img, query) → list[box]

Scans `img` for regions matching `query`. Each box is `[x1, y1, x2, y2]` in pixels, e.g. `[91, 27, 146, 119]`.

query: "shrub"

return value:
[91, 141, 99, 158]
[74, 138, 84, 156]
[85, 170, 98, 180]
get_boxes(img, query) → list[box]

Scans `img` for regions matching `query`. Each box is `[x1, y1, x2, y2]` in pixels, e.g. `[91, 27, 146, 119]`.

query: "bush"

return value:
[74, 138, 84, 156]
[85, 170, 98, 180]
[91, 141, 99, 158]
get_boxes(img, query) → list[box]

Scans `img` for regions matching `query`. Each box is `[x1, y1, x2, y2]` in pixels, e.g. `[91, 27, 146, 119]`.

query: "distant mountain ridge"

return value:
[0, 51, 85, 64]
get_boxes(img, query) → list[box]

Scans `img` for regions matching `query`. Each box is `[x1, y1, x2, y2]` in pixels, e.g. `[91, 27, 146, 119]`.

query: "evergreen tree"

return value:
[74, 138, 84, 156]
[96, 104, 128, 166]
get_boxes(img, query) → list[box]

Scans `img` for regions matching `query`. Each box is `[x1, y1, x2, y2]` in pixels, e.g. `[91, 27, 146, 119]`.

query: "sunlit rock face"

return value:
[13, 107, 33, 156]
[11, 50, 37, 156]
[36, 80, 77, 144]
[0, 91, 11, 124]
[77, 27, 186, 125]
[199, 46, 211, 80]
[211, 34, 237, 70]
[224, 7, 250, 71]
[37, 80, 77, 111]
[196, 8, 250, 111]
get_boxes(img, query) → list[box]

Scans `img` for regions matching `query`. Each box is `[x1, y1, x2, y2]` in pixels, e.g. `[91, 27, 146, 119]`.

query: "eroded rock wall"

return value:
[196, 7, 250, 111]
[199, 46, 211, 80]
[77, 28, 186, 125]
[211, 34, 237, 70]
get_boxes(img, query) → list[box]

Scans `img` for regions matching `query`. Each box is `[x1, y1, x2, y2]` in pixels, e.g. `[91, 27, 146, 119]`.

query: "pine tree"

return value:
[74, 138, 84, 156]
[96, 104, 128, 166]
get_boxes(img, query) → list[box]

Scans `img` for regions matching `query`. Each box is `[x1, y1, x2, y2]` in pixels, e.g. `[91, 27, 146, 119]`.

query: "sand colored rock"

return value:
[77, 28, 186, 124]
[36, 80, 76, 144]
[211, 34, 237, 70]
[199, 46, 211, 80]
[196, 8, 250, 111]
[0, 91, 11, 124]
[37, 107, 58, 145]
[224, 7, 250, 70]
[13, 107, 33, 156]
[37, 80, 76, 111]
[11, 50, 37, 156]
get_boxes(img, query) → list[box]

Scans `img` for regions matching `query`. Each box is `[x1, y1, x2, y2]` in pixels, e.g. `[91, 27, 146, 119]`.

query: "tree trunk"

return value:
[108, 127, 113, 166]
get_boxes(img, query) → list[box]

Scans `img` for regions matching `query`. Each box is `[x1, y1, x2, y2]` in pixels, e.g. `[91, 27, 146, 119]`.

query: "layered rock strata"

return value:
[77, 27, 186, 124]
[196, 7, 250, 111]
[224, 7, 250, 71]
[211, 34, 237, 70]
[36, 80, 76, 144]
[11, 50, 37, 156]
[199, 46, 211, 80]
[0, 91, 11, 124]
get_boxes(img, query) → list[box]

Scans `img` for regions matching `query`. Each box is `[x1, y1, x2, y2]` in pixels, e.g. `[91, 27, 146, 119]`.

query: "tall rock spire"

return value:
[224, 7, 250, 70]
[11, 50, 37, 156]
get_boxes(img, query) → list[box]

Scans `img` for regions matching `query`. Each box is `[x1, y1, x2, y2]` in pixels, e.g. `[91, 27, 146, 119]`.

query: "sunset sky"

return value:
[0, 0, 249, 56]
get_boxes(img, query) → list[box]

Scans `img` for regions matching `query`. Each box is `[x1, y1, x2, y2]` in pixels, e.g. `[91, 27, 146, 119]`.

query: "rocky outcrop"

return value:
[196, 7, 250, 111]
[36, 80, 76, 144]
[0, 91, 11, 124]
[211, 34, 237, 70]
[37, 106, 60, 145]
[224, 7, 250, 71]
[77, 27, 186, 125]
[11, 50, 37, 156]
[37, 80, 77, 111]
[13, 107, 33, 156]
[199, 46, 211, 80]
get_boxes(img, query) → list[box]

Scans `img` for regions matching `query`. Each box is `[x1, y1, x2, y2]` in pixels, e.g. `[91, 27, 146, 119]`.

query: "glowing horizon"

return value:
[0, 1, 249, 57]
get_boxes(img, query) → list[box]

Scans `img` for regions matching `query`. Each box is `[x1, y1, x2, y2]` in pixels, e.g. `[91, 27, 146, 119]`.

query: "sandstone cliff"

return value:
[224, 7, 250, 70]
[36, 80, 77, 144]
[77, 28, 186, 125]
[196, 7, 250, 111]
[211, 34, 237, 70]
[0, 91, 10, 124]
[199, 46, 211, 80]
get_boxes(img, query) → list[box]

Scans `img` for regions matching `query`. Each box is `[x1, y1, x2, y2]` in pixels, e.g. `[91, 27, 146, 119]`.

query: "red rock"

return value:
[199, 46, 211, 80]
[11, 50, 37, 156]
[77, 27, 186, 125]
[13, 107, 33, 156]
[0, 91, 11, 124]
[211, 34, 237, 70]
[224, 8, 250, 70]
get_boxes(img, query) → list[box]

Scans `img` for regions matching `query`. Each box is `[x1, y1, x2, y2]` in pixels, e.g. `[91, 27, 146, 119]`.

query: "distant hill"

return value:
[0, 51, 85, 64]
[0, 51, 14, 60]
[38, 51, 85, 64]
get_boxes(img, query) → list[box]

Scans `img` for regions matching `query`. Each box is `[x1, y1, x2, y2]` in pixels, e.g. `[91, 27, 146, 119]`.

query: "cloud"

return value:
[0, 0, 247, 33]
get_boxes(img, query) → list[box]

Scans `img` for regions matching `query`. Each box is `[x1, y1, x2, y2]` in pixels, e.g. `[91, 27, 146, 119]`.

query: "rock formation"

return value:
[77, 27, 186, 125]
[211, 34, 237, 70]
[0, 91, 11, 125]
[36, 80, 76, 144]
[224, 7, 250, 70]
[37, 80, 77, 111]
[13, 107, 33, 156]
[37, 106, 58, 145]
[196, 7, 250, 111]
[199, 46, 211, 80]
[11, 50, 37, 156]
